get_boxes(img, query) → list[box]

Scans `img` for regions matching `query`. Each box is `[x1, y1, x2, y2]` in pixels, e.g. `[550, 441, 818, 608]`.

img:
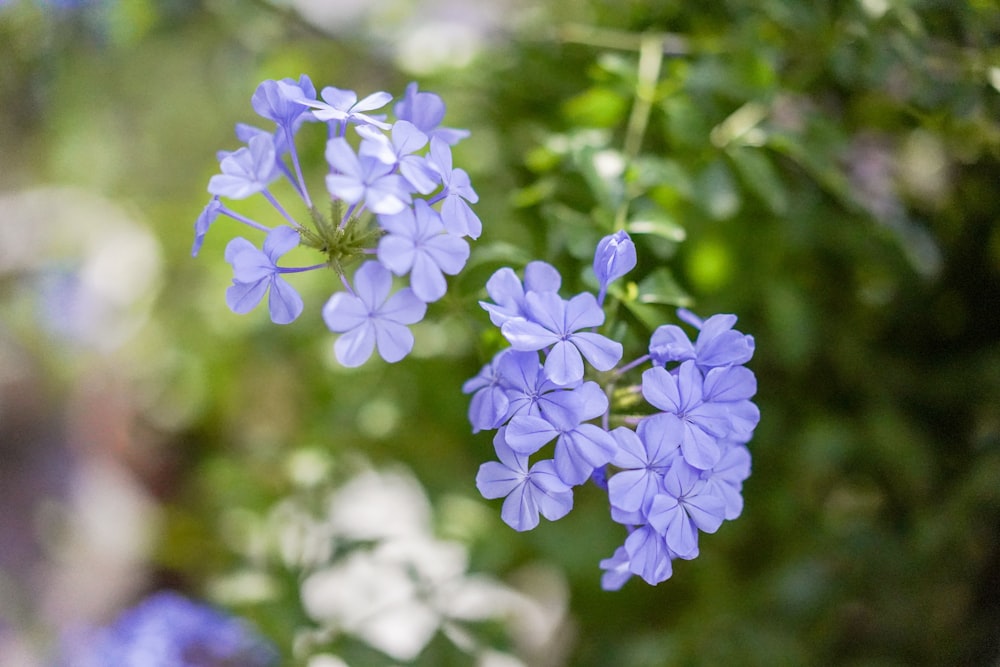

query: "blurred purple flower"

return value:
[67, 590, 277, 667]
[394, 82, 470, 145]
[208, 134, 280, 200]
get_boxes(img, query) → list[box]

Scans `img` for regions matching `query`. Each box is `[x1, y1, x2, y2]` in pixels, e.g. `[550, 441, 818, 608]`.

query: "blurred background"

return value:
[1, 0, 998, 665]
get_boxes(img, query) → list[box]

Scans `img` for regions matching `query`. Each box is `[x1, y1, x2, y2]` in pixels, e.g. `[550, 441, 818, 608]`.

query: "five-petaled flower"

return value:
[224, 226, 305, 325]
[323, 261, 427, 367]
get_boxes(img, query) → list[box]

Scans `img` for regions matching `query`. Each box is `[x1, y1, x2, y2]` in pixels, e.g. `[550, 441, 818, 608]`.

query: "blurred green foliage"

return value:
[1, 0, 999, 665]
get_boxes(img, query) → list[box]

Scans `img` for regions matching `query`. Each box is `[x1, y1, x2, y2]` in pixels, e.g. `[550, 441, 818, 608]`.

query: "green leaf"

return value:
[727, 146, 789, 215]
[627, 213, 686, 243]
[636, 267, 692, 307]
[695, 159, 742, 220]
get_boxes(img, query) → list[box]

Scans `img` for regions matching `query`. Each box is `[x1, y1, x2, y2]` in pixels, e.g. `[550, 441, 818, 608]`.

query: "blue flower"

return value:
[495, 350, 586, 426]
[394, 82, 470, 145]
[325, 137, 411, 215]
[192, 197, 222, 257]
[376, 199, 470, 303]
[304, 86, 393, 131]
[252, 75, 316, 129]
[641, 362, 732, 469]
[69, 590, 277, 667]
[701, 439, 752, 520]
[505, 382, 615, 485]
[647, 461, 727, 560]
[425, 138, 481, 238]
[501, 291, 623, 386]
[480, 261, 562, 327]
[623, 524, 674, 586]
[593, 230, 637, 305]
[224, 226, 305, 325]
[322, 261, 427, 367]
[462, 349, 513, 433]
[476, 428, 573, 531]
[358, 121, 438, 195]
[651, 310, 755, 370]
[208, 134, 281, 200]
[598, 546, 635, 591]
[606, 419, 682, 515]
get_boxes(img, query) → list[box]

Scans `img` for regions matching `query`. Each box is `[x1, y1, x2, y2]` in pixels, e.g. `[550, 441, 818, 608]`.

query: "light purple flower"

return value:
[394, 82, 470, 145]
[593, 230, 637, 304]
[325, 137, 411, 215]
[480, 261, 562, 327]
[208, 134, 280, 200]
[501, 291, 623, 386]
[224, 226, 304, 325]
[648, 324, 696, 366]
[322, 261, 427, 367]
[505, 382, 615, 485]
[426, 138, 481, 238]
[607, 419, 682, 516]
[623, 524, 673, 585]
[462, 349, 512, 433]
[701, 440, 752, 520]
[358, 121, 438, 194]
[476, 428, 573, 532]
[300, 86, 392, 130]
[376, 199, 470, 303]
[192, 197, 222, 257]
[598, 546, 634, 591]
[252, 75, 316, 129]
[641, 362, 732, 469]
[496, 350, 584, 426]
[647, 461, 727, 559]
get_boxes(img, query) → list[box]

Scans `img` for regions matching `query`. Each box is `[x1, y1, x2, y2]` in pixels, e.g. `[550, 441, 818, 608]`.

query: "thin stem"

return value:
[285, 126, 313, 209]
[263, 189, 302, 229]
[615, 354, 651, 377]
[614, 33, 666, 232]
[277, 263, 326, 274]
[339, 202, 360, 229]
[338, 271, 355, 295]
[219, 206, 271, 233]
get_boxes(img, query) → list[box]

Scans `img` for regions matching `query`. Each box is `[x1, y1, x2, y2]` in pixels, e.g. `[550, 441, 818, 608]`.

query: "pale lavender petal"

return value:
[322, 292, 369, 332]
[505, 415, 558, 455]
[624, 525, 673, 585]
[334, 322, 376, 367]
[475, 461, 523, 499]
[263, 225, 300, 260]
[502, 318, 560, 351]
[544, 340, 585, 387]
[374, 320, 415, 363]
[570, 331, 623, 371]
[380, 287, 427, 325]
[267, 277, 303, 324]
[225, 280, 268, 315]
[563, 292, 605, 330]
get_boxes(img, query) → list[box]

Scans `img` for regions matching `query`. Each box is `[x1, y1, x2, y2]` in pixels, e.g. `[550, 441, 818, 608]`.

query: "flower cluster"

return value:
[194, 77, 478, 367]
[465, 231, 758, 589]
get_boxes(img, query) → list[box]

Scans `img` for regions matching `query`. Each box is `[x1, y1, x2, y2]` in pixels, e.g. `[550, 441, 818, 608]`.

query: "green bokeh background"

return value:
[1, 1, 998, 665]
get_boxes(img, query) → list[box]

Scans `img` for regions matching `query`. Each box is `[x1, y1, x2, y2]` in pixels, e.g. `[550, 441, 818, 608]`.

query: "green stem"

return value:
[614, 33, 666, 232]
